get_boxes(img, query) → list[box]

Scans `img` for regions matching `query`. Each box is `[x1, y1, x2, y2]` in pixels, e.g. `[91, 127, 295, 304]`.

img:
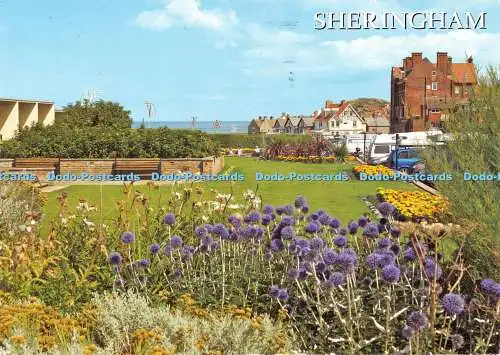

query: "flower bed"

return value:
[377, 188, 450, 221]
[354, 164, 394, 177]
[275, 155, 337, 163]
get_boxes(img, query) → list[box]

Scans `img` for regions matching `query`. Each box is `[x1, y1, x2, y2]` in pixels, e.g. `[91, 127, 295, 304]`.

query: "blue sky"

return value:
[1, 0, 499, 122]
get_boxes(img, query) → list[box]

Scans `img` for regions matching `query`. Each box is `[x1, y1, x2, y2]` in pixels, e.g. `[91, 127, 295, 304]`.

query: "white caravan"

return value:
[343, 134, 377, 154]
[367, 130, 446, 164]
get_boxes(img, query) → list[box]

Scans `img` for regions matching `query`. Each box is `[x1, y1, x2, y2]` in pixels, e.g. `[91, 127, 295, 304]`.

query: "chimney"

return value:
[411, 52, 423, 65]
[403, 56, 413, 70]
[467, 56, 473, 64]
[340, 99, 346, 105]
[437, 52, 449, 74]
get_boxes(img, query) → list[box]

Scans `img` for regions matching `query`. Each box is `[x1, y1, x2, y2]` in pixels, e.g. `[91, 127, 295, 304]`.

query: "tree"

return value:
[56, 99, 132, 129]
[422, 66, 500, 278]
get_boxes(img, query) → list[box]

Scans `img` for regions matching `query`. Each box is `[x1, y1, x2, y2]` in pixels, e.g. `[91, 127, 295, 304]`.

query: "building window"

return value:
[336, 121, 340, 127]
[430, 108, 440, 113]
[431, 82, 438, 91]
[454, 86, 460, 94]
[353, 120, 357, 127]
[431, 70, 437, 76]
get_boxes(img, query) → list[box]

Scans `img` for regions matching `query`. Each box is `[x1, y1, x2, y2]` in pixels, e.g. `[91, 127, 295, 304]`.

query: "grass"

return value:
[42, 157, 416, 230]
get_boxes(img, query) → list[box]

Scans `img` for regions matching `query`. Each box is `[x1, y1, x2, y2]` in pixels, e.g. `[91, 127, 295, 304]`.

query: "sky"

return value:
[1, 0, 500, 122]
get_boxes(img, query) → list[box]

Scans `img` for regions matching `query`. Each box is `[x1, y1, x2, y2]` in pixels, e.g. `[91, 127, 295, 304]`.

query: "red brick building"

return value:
[390, 52, 478, 132]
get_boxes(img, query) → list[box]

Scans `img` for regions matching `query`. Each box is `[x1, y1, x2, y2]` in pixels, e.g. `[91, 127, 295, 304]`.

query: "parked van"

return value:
[368, 130, 445, 165]
[385, 147, 421, 173]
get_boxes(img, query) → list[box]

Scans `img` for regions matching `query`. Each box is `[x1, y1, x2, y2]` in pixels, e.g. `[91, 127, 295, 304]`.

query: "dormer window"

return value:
[431, 70, 437, 76]
[431, 82, 438, 91]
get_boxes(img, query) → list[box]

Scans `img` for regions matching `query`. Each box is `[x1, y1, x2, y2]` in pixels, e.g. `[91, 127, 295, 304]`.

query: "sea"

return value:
[132, 120, 249, 134]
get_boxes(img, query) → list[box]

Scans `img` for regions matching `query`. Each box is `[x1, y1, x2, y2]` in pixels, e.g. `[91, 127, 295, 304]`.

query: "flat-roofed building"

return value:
[0, 98, 55, 140]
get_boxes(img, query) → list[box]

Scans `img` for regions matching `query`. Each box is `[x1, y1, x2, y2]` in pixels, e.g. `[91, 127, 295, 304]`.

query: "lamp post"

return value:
[395, 133, 401, 171]
[362, 132, 367, 162]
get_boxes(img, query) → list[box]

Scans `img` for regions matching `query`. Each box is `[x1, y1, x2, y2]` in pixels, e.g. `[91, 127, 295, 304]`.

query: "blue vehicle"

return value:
[385, 148, 422, 173]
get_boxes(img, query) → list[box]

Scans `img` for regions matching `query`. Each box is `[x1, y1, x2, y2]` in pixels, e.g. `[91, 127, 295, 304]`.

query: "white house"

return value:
[313, 100, 366, 136]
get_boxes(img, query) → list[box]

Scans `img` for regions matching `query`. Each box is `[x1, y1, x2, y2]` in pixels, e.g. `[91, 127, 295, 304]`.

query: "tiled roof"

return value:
[301, 117, 315, 126]
[451, 63, 477, 84]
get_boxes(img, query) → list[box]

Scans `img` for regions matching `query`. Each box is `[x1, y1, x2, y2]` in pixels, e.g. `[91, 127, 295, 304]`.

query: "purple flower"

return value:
[173, 269, 182, 280]
[330, 218, 341, 229]
[480, 279, 500, 299]
[294, 196, 307, 208]
[311, 237, 325, 250]
[269, 285, 280, 298]
[109, 252, 122, 265]
[195, 226, 208, 238]
[378, 202, 396, 216]
[288, 268, 300, 280]
[441, 293, 465, 315]
[246, 211, 261, 223]
[212, 224, 230, 239]
[334, 250, 357, 272]
[277, 289, 289, 301]
[170, 235, 183, 248]
[309, 213, 319, 221]
[382, 264, 401, 283]
[164, 245, 173, 256]
[283, 205, 295, 216]
[339, 227, 348, 236]
[358, 216, 369, 228]
[228, 215, 241, 228]
[366, 253, 382, 269]
[297, 239, 310, 250]
[264, 250, 272, 261]
[377, 251, 396, 268]
[450, 334, 464, 350]
[363, 223, 379, 238]
[316, 209, 326, 216]
[424, 259, 443, 280]
[263, 204, 275, 214]
[323, 248, 337, 265]
[163, 213, 175, 226]
[270, 239, 284, 252]
[401, 325, 414, 340]
[261, 214, 272, 226]
[301, 205, 309, 213]
[149, 243, 160, 254]
[390, 244, 401, 255]
[318, 214, 331, 226]
[348, 221, 359, 235]
[203, 224, 214, 233]
[328, 272, 345, 286]
[201, 235, 213, 247]
[378, 238, 392, 249]
[120, 231, 135, 244]
[276, 206, 284, 215]
[280, 226, 296, 240]
[407, 311, 429, 331]
[315, 262, 326, 273]
[333, 235, 347, 247]
[138, 259, 150, 268]
[280, 215, 294, 227]
[305, 222, 320, 234]
[390, 226, 401, 238]
[404, 247, 417, 261]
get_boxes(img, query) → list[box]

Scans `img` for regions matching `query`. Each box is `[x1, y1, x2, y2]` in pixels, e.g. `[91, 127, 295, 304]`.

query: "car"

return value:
[385, 147, 422, 174]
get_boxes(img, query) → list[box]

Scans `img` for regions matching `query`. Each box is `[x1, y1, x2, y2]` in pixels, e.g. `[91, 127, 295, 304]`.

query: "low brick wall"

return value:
[0, 156, 224, 181]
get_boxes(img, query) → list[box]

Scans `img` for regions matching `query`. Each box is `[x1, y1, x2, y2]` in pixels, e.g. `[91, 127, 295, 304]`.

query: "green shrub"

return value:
[211, 133, 308, 148]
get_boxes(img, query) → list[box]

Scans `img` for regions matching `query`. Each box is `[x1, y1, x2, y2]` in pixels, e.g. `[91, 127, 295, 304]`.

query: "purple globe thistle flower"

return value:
[204, 224, 214, 233]
[288, 268, 300, 280]
[277, 289, 289, 302]
[424, 260, 443, 280]
[366, 253, 382, 269]
[378, 251, 396, 268]
[201, 235, 213, 247]
[163, 244, 173, 256]
[264, 250, 272, 262]
[280, 226, 295, 240]
[163, 212, 176, 226]
[276, 206, 285, 215]
[120, 231, 135, 244]
[441, 293, 465, 315]
[311, 237, 325, 250]
[319, 214, 332, 227]
[401, 325, 415, 340]
[270, 239, 284, 252]
[330, 218, 341, 229]
[305, 222, 320, 234]
[173, 269, 182, 280]
[480, 279, 500, 299]
[211, 241, 220, 251]
[334, 250, 357, 273]
[138, 259, 150, 269]
[280, 215, 294, 227]
[263, 204, 275, 215]
[228, 215, 241, 228]
[212, 224, 230, 239]
[348, 221, 359, 235]
[283, 205, 295, 216]
[261, 214, 272, 226]
[149, 243, 160, 254]
[407, 311, 429, 331]
[294, 195, 307, 208]
[358, 216, 369, 228]
[297, 267, 308, 280]
[390, 226, 401, 238]
[297, 239, 311, 250]
[404, 247, 417, 261]
[301, 205, 309, 214]
[363, 223, 379, 238]
[378, 202, 396, 216]
[181, 245, 195, 258]
[450, 334, 464, 350]
[309, 213, 319, 221]
[315, 261, 327, 274]
[269, 285, 280, 298]
[390, 244, 401, 255]
[195, 226, 208, 239]
[378, 223, 387, 233]
[378, 238, 392, 249]
[328, 272, 345, 286]
[382, 264, 401, 283]
[333, 235, 347, 248]
[246, 211, 261, 223]
[109, 251, 122, 265]
[170, 235, 183, 248]
[323, 248, 337, 265]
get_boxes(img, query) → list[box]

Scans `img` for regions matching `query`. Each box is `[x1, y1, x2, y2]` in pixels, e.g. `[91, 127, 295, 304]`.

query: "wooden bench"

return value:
[114, 159, 161, 179]
[14, 158, 59, 170]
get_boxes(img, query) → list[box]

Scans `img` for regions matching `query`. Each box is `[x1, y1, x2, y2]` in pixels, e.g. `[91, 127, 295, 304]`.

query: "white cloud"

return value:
[136, 0, 237, 31]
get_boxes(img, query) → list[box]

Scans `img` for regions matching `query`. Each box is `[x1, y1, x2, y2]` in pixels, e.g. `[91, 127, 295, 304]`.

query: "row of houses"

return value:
[248, 100, 390, 136]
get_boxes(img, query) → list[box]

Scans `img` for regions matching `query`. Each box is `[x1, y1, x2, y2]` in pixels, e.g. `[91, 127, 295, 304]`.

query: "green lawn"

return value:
[43, 157, 416, 229]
